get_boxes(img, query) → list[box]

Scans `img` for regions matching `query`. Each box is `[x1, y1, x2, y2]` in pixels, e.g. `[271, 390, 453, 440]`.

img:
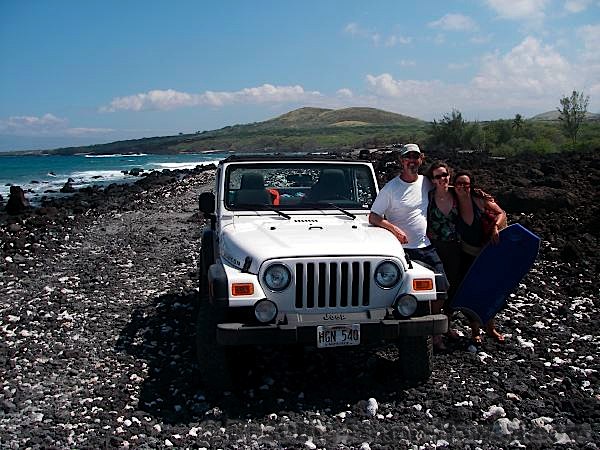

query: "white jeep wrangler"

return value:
[197, 155, 447, 388]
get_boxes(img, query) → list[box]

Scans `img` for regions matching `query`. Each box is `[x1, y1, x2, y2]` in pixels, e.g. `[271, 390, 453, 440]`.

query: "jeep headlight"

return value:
[394, 294, 418, 317]
[263, 264, 291, 291]
[374, 261, 401, 288]
[255, 300, 278, 323]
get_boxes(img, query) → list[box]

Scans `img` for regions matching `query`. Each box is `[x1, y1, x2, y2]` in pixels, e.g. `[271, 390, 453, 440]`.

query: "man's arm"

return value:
[369, 212, 408, 244]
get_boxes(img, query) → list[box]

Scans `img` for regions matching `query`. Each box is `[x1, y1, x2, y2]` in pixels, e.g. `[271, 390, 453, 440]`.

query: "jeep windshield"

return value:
[224, 163, 377, 211]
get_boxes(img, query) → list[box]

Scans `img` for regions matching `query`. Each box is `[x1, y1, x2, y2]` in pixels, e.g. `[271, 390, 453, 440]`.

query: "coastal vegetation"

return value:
[427, 90, 598, 156]
[2, 100, 598, 157]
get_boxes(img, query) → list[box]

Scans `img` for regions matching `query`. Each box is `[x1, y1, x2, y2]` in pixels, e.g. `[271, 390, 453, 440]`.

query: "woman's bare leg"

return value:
[485, 319, 505, 342]
[470, 321, 482, 344]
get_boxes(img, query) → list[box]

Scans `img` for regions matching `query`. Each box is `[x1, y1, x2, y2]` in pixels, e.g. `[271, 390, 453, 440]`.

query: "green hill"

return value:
[261, 107, 423, 128]
[3, 107, 428, 155]
[212, 106, 424, 134]
[174, 106, 427, 152]
[530, 110, 600, 121]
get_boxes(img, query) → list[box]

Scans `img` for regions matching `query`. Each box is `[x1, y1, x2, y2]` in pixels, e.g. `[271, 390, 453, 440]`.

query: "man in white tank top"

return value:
[369, 144, 448, 347]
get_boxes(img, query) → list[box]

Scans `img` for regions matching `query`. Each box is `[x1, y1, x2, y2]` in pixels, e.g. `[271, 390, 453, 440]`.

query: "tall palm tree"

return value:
[512, 114, 524, 132]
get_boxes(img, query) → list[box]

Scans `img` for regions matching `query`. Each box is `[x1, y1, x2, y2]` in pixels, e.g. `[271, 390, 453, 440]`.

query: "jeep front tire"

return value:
[396, 336, 433, 381]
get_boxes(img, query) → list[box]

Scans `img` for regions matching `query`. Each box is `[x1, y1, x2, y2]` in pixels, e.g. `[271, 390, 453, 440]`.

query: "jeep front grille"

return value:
[294, 261, 371, 309]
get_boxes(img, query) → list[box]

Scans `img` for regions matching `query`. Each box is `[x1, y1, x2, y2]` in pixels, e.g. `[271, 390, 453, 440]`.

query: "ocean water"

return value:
[0, 151, 231, 203]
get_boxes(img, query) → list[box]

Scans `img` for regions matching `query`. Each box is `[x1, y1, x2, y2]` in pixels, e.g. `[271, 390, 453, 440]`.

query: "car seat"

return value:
[304, 169, 348, 202]
[234, 172, 272, 205]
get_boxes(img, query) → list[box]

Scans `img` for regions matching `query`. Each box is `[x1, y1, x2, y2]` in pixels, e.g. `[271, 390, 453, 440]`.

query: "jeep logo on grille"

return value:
[323, 313, 346, 321]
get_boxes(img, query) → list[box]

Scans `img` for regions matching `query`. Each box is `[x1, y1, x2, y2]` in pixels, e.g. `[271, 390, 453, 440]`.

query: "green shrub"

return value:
[529, 137, 555, 154]
[491, 143, 519, 157]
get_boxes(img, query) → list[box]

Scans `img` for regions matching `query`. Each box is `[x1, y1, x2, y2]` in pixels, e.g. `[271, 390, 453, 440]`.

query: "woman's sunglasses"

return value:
[433, 172, 449, 179]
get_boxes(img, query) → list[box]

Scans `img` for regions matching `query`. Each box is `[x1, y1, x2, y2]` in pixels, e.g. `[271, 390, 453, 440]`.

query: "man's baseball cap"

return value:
[400, 143, 422, 156]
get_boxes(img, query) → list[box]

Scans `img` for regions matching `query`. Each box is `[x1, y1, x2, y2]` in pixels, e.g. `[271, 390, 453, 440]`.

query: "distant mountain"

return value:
[1, 107, 427, 156]
[263, 107, 424, 128]
[530, 110, 600, 121]
[218, 107, 425, 134]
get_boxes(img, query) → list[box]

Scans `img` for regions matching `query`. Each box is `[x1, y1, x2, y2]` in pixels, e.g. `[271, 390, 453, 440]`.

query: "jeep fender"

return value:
[201, 229, 216, 265]
[208, 262, 229, 308]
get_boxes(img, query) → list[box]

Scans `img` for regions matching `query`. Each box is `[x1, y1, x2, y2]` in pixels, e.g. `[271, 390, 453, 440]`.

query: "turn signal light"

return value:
[231, 283, 254, 296]
[413, 279, 433, 291]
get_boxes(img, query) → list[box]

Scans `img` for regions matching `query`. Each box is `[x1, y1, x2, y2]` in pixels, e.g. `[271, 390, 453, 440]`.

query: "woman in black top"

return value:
[454, 170, 507, 345]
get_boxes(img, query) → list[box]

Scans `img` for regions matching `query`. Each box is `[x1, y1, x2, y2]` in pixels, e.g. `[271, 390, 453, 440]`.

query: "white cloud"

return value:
[428, 13, 478, 32]
[65, 127, 114, 136]
[471, 35, 597, 110]
[344, 22, 379, 45]
[399, 60, 416, 67]
[344, 22, 360, 35]
[361, 36, 590, 119]
[385, 35, 412, 47]
[336, 88, 354, 98]
[101, 84, 323, 112]
[101, 89, 196, 112]
[485, 0, 549, 20]
[564, 0, 592, 12]
[2, 113, 66, 131]
[366, 73, 447, 98]
[0, 113, 114, 136]
[343, 22, 411, 47]
[473, 37, 572, 94]
[577, 24, 600, 54]
[576, 24, 600, 97]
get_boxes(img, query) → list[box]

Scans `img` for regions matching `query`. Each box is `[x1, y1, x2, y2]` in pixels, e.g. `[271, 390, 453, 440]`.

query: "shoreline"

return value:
[0, 152, 227, 203]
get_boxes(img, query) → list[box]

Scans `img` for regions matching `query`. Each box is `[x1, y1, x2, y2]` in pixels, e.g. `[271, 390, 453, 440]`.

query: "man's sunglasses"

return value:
[433, 172, 449, 179]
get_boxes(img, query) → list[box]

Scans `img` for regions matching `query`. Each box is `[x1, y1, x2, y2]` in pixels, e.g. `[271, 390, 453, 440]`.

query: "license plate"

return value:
[316, 324, 360, 348]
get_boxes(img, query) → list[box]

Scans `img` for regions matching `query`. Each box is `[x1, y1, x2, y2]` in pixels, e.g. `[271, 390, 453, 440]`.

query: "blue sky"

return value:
[1, 0, 599, 151]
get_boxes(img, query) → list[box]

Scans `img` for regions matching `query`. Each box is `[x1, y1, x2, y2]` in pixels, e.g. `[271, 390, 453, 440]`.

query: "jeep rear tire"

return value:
[396, 336, 433, 381]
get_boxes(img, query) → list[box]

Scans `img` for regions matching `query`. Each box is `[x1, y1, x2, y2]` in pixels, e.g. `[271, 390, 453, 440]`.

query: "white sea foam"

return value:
[1, 152, 226, 203]
[150, 160, 219, 170]
[84, 153, 148, 158]
[70, 170, 131, 182]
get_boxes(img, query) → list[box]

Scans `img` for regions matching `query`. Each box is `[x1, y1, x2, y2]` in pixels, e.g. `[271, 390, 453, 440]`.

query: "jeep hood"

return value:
[220, 214, 405, 272]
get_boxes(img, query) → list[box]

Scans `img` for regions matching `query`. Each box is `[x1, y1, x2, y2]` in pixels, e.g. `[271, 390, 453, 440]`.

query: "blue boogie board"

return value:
[450, 223, 540, 325]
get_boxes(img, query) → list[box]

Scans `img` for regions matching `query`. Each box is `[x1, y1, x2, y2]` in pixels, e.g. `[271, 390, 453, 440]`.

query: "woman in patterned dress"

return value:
[425, 161, 461, 345]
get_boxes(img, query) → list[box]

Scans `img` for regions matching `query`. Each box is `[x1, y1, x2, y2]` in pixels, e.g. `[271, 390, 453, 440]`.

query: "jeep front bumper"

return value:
[216, 314, 448, 346]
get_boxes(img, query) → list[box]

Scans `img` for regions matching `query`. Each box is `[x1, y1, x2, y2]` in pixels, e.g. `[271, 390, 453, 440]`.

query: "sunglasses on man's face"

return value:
[402, 152, 421, 160]
[433, 172, 449, 179]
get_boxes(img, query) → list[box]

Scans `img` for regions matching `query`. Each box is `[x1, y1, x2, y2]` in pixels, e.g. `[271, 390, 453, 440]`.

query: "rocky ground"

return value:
[0, 151, 599, 449]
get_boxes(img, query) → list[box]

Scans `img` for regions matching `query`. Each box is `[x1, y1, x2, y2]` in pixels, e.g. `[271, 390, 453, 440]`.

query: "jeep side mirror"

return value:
[199, 192, 215, 214]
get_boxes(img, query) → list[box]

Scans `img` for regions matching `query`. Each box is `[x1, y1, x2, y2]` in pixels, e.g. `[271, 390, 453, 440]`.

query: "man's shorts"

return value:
[405, 245, 449, 292]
